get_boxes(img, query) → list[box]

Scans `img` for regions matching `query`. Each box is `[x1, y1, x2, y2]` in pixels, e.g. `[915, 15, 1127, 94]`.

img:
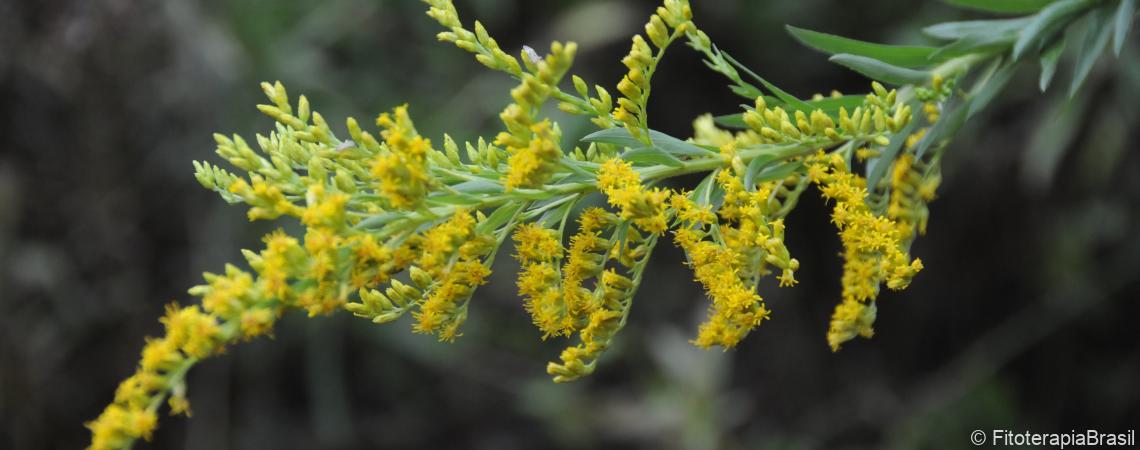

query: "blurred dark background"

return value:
[1, 0, 1138, 449]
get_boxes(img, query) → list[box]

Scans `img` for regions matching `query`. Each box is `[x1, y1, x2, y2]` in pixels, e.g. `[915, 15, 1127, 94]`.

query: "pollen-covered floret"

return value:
[597, 158, 670, 234]
[807, 151, 925, 350]
[512, 223, 573, 337]
[372, 105, 432, 210]
[504, 120, 563, 189]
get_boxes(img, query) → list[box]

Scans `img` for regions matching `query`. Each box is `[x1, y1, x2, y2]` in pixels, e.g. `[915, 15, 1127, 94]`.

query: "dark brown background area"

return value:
[1, 0, 1138, 449]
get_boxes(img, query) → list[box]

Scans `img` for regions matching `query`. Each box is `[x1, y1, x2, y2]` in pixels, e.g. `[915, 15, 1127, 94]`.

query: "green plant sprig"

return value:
[87, 0, 1135, 448]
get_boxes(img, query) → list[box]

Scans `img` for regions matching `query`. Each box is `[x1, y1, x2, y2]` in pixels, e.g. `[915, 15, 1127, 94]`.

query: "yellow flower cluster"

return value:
[498, 42, 576, 189]
[226, 171, 303, 221]
[372, 105, 432, 210]
[806, 151, 924, 351]
[512, 204, 645, 383]
[414, 259, 491, 341]
[597, 158, 670, 234]
[429, 0, 579, 187]
[297, 184, 356, 315]
[547, 269, 635, 382]
[97, 77, 472, 445]
[94, 174, 389, 447]
[561, 75, 617, 130]
[717, 170, 800, 287]
[692, 114, 763, 150]
[410, 210, 497, 341]
[671, 165, 799, 348]
[888, 153, 940, 242]
[513, 223, 571, 337]
[918, 75, 949, 123]
[675, 226, 768, 348]
[561, 208, 614, 320]
[503, 120, 562, 189]
[614, 0, 693, 140]
[93, 0, 983, 442]
[195, 262, 281, 340]
[425, 0, 521, 75]
[86, 305, 223, 450]
[742, 83, 911, 147]
[512, 208, 617, 342]
[345, 232, 414, 290]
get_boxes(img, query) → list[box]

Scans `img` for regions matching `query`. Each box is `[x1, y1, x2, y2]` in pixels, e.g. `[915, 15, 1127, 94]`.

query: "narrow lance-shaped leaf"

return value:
[943, 0, 1055, 14]
[752, 161, 804, 185]
[476, 202, 525, 234]
[649, 130, 718, 156]
[690, 170, 718, 207]
[743, 144, 803, 189]
[720, 50, 816, 111]
[786, 25, 940, 68]
[621, 147, 684, 168]
[580, 127, 643, 150]
[1039, 38, 1066, 92]
[536, 196, 578, 229]
[865, 122, 911, 191]
[916, 98, 971, 160]
[924, 17, 1033, 40]
[828, 54, 932, 85]
[1070, 6, 1115, 96]
[969, 62, 1017, 117]
[1113, 0, 1136, 56]
[714, 113, 748, 129]
[450, 179, 503, 194]
[582, 128, 716, 156]
[1013, 0, 1098, 61]
[929, 31, 1019, 60]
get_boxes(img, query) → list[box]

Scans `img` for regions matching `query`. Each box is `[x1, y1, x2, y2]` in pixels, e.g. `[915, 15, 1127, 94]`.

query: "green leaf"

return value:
[786, 25, 940, 68]
[714, 113, 748, 128]
[426, 193, 483, 206]
[720, 50, 815, 111]
[450, 179, 503, 194]
[476, 203, 524, 234]
[581, 127, 643, 149]
[752, 161, 804, 185]
[743, 152, 784, 189]
[828, 54, 932, 85]
[924, 17, 1032, 40]
[1113, 0, 1136, 56]
[916, 98, 972, 160]
[1013, 0, 1098, 61]
[537, 196, 578, 228]
[582, 128, 715, 156]
[865, 122, 913, 191]
[356, 212, 403, 229]
[1039, 38, 1067, 91]
[944, 0, 1055, 14]
[968, 62, 1017, 117]
[800, 95, 868, 114]
[690, 171, 718, 207]
[929, 32, 1019, 60]
[729, 83, 765, 100]
[1021, 92, 1089, 187]
[649, 130, 717, 156]
[621, 147, 684, 168]
[1070, 6, 1115, 96]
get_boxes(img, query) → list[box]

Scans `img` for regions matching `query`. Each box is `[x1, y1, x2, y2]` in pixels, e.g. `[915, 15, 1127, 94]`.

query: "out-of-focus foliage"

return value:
[2, 0, 1138, 449]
